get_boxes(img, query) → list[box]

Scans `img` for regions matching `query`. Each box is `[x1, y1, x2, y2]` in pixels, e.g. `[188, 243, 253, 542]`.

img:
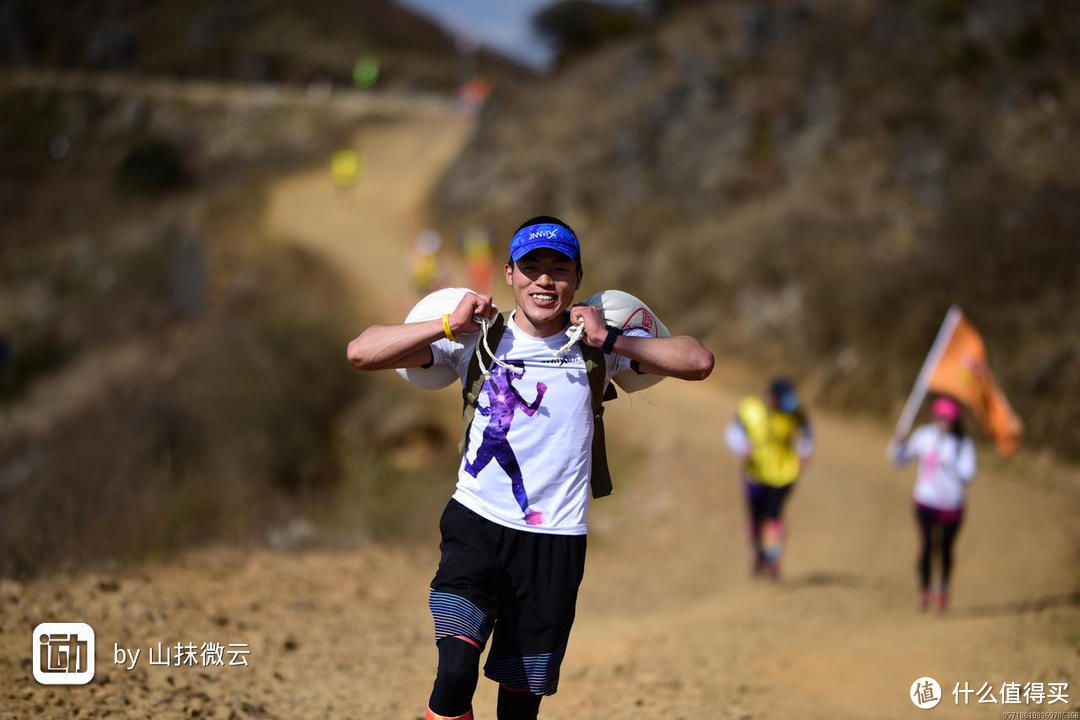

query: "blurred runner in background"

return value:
[458, 75, 492, 112]
[725, 377, 813, 579]
[462, 225, 494, 295]
[888, 395, 975, 613]
[410, 229, 445, 295]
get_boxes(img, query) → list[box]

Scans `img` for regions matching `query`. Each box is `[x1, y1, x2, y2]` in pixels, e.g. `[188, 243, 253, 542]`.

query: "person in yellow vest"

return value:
[724, 377, 814, 579]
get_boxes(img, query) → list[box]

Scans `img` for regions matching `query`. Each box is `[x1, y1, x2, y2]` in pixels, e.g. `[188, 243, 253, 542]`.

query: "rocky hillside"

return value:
[0, 85, 461, 576]
[433, 0, 1080, 457]
[0, 0, 528, 90]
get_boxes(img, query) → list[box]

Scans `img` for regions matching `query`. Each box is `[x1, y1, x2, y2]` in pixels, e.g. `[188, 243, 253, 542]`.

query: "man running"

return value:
[724, 377, 813, 579]
[346, 216, 714, 720]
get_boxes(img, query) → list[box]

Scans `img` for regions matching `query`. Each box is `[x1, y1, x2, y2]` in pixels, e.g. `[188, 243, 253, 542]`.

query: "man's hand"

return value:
[569, 304, 608, 347]
[449, 292, 496, 336]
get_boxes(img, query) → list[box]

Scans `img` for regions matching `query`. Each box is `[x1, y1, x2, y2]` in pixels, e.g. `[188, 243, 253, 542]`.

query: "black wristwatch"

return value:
[601, 325, 622, 354]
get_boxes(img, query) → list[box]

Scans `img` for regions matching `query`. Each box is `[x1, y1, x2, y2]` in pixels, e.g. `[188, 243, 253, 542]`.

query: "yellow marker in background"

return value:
[331, 149, 365, 187]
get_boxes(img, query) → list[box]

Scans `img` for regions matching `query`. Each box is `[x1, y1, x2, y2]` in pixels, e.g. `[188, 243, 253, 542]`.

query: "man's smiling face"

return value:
[505, 248, 581, 335]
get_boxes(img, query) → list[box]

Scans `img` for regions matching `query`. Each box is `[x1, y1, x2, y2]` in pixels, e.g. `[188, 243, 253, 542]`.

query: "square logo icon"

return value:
[32, 623, 95, 685]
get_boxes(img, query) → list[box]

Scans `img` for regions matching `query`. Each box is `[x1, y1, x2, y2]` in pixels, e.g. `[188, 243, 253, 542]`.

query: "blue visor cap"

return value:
[509, 223, 580, 262]
[777, 391, 800, 413]
[769, 379, 799, 412]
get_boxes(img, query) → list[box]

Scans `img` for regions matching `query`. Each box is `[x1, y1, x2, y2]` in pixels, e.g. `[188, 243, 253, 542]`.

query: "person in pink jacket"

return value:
[888, 396, 976, 612]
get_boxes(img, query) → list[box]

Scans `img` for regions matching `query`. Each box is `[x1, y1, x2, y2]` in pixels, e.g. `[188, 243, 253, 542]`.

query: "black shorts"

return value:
[428, 499, 587, 696]
[744, 479, 794, 523]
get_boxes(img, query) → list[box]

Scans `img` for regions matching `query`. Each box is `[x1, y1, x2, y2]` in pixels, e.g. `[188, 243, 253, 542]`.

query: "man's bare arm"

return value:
[346, 320, 442, 371]
[569, 304, 714, 381]
[611, 334, 714, 381]
[346, 292, 495, 371]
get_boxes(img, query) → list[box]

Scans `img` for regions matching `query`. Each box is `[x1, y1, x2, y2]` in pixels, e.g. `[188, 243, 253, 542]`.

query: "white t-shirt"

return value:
[430, 313, 644, 535]
[888, 424, 976, 511]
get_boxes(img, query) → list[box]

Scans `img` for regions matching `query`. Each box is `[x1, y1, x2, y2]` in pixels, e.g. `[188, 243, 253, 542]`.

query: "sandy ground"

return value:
[2, 106, 1078, 720]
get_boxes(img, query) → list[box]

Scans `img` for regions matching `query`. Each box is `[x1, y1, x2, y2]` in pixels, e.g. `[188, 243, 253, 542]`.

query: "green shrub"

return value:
[0, 334, 67, 403]
[115, 139, 188, 193]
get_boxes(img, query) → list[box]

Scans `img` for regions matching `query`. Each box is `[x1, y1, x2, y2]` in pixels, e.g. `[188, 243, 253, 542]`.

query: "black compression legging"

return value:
[915, 505, 963, 591]
[429, 637, 480, 717]
[497, 685, 543, 720]
[428, 637, 543, 719]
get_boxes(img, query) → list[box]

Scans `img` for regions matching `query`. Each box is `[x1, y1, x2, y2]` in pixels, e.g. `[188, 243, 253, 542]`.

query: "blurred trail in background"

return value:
[263, 111, 472, 311]
[2, 99, 1077, 720]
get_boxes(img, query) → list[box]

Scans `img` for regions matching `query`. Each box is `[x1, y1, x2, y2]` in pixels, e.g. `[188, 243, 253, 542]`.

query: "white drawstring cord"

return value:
[475, 314, 515, 376]
[554, 322, 586, 357]
[474, 310, 591, 373]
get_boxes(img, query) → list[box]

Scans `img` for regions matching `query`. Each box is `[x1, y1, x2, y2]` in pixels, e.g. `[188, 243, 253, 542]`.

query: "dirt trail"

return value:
[3, 108, 1078, 720]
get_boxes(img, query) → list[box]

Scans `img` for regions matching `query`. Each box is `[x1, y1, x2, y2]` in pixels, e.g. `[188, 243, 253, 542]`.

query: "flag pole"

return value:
[894, 305, 963, 437]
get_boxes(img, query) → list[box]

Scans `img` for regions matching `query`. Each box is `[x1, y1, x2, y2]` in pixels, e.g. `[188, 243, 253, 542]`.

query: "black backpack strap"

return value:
[580, 342, 617, 498]
[458, 311, 509, 455]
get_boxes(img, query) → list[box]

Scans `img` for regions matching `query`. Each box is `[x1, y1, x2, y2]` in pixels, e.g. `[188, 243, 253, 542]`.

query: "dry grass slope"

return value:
[432, 0, 1080, 457]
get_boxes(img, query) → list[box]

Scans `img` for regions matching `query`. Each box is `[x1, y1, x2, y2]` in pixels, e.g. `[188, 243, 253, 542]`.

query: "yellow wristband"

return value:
[442, 313, 457, 342]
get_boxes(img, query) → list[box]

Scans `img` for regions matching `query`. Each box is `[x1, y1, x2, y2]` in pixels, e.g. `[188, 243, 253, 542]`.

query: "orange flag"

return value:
[926, 309, 1023, 454]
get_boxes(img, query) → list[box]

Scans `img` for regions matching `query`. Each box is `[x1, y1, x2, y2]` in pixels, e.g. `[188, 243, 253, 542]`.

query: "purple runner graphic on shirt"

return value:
[465, 361, 547, 525]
